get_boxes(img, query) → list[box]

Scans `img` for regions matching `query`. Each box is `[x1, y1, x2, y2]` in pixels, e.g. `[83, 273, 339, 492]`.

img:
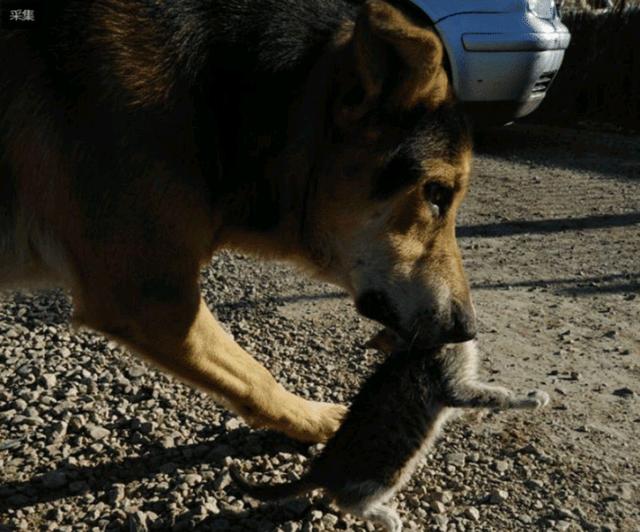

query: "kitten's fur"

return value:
[231, 341, 549, 531]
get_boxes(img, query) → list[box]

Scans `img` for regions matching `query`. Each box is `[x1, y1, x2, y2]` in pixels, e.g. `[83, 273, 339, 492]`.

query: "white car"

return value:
[409, 0, 571, 123]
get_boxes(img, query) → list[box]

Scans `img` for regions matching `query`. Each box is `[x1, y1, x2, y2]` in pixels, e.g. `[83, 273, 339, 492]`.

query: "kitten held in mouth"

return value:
[231, 341, 549, 531]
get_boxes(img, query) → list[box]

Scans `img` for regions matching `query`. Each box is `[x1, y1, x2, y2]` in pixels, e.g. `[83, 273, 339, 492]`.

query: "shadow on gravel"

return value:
[1, 290, 71, 326]
[474, 125, 640, 182]
[0, 428, 306, 514]
[197, 502, 328, 531]
[473, 272, 640, 296]
[458, 212, 640, 238]
[215, 290, 347, 312]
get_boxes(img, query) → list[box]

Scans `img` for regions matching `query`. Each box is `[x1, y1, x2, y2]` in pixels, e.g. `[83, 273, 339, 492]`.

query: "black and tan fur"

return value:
[2, 0, 477, 442]
[231, 342, 550, 531]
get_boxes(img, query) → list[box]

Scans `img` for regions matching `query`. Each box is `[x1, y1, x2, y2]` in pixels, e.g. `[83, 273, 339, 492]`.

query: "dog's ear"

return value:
[339, 0, 449, 121]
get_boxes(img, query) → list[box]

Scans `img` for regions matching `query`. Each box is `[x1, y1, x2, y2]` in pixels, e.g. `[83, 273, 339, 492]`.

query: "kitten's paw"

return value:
[485, 386, 515, 409]
[500, 389, 550, 410]
[526, 390, 550, 409]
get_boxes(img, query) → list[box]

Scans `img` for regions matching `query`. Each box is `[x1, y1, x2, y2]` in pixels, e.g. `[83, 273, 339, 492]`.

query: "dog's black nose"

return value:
[447, 300, 477, 343]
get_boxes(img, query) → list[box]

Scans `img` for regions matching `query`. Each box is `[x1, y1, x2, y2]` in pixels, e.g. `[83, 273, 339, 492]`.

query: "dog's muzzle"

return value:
[355, 290, 401, 333]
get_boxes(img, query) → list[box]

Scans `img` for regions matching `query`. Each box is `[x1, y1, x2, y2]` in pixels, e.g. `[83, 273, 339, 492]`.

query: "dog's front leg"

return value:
[102, 297, 346, 443]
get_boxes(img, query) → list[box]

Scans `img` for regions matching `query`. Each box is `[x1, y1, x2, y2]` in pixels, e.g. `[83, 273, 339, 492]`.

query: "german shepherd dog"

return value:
[1, 0, 475, 443]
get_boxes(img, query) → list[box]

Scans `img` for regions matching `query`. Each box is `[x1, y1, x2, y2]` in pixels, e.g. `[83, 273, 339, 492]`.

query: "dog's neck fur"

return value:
[187, 1, 358, 265]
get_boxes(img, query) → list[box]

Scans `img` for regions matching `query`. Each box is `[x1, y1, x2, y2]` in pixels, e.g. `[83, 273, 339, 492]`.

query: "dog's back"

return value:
[0, 0, 354, 287]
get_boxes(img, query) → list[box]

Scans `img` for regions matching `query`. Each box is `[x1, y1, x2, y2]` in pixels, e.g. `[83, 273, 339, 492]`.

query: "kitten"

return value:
[230, 341, 549, 531]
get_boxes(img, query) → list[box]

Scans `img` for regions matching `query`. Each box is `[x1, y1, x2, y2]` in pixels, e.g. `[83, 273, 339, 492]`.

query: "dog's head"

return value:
[301, 1, 475, 347]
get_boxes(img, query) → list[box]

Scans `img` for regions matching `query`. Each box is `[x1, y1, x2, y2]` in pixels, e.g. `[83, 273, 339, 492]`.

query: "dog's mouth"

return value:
[365, 327, 408, 353]
[355, 291, 410, 353]
[355, 290, 402, 332]
[356, 290, 446, 352]
[366, 326, 449, 354]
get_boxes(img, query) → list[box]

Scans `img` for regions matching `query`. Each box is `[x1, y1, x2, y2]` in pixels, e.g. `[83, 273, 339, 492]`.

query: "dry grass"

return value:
[560, 0, 640, 11]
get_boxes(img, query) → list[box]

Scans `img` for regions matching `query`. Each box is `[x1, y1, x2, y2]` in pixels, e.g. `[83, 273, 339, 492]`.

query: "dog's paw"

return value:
[526, 390, 550, 409]
[284, 400, 347, 443]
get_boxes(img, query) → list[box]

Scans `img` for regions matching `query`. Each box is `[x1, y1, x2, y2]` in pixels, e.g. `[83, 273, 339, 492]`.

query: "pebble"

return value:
[224, 418, 242, 430]
[184, 473, 202, 486]
[430, 490, 453, 504]
[612, 387, 634, 398]
[68, 416, 86, 432]
[202, 498, 220, 515]
[465, 507, 480, 522]
[213, 472, 232, 491]
[128, 510, 148, 532]
[489, 489, 509, 504]
[160, 436, 175, 449]
[127, 366, 146, 378]
[0, 439, 21, 451]
[108, 484, 125, 504]
[321, 514, 339, 527]
[616, 483, 634, 502]
[556, 507, 577, 520]
[39, 373, 57, 388]
[86, 424, 110, 441]
[445, 452, 466, 468]
[433, 515, 449, 529]
[525, 479, 545, 490]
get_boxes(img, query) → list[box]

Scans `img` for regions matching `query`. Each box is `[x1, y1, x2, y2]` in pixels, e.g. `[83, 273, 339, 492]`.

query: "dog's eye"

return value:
[423, 183, 453, 217]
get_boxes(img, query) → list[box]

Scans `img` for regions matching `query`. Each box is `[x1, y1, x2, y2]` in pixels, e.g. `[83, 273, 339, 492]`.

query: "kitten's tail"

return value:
[229, 465, 317, 502]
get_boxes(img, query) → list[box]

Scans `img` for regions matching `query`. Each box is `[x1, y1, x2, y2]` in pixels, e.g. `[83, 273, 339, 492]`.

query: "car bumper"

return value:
[461, 31, 571, 52]
[435, 12, 570, 121]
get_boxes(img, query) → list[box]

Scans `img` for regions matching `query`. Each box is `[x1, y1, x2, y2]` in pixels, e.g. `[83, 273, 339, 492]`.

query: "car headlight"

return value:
[527, 0, 556, 19]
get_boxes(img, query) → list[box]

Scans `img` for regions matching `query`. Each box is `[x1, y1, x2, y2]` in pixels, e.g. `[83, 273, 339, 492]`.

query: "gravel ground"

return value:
[1, 124, 639, 531]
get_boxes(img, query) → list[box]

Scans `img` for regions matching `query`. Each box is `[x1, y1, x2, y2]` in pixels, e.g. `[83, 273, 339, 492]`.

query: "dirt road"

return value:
[1, 124, 638, 531]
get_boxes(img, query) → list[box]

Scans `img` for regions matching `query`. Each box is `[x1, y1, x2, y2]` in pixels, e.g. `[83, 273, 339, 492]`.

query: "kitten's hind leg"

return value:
[446, 382, 550, 411]
[346, 502, 403, 532]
